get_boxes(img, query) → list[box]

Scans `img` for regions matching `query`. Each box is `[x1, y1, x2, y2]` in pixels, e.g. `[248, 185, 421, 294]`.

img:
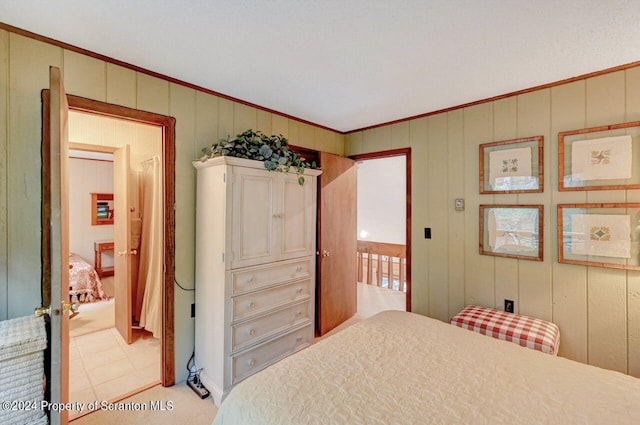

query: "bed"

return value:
[68, 253, 108, 303]
[213, 310, 640, 425]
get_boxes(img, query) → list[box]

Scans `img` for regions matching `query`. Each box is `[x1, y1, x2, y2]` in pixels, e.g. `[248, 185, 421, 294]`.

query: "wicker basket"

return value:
[0, 315, 48, 425]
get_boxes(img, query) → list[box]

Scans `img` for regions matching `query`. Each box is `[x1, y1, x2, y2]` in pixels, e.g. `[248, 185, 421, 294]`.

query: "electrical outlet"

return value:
[504, 299, 514, 313]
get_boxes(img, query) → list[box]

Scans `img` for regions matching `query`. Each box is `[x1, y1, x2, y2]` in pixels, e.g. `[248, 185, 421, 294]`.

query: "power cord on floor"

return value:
[187, 351, 210, 398]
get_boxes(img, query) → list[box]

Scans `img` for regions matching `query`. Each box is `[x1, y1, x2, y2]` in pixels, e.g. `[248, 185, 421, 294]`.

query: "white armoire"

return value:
[193, 156, 321, 406]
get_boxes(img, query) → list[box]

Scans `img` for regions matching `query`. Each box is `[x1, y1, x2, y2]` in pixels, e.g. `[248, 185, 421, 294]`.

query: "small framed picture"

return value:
[558, 120, 640, 191]
[557, 203, 640, 270]
[479, 205, 543, 261]
[479, 136, 543, 194]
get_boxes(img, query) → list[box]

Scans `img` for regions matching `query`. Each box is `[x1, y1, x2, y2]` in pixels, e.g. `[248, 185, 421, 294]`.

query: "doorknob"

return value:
[35, 301, 79, 317]
[63, 301, 80, 314]
[321, 250, 331, 257]
[34, 306, 50, 317]
[118, 249, 138, 256]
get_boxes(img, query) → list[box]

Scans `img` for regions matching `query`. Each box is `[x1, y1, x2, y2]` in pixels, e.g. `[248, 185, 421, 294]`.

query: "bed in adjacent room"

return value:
[213, 310, 640, 425]
[68, 253, 108, 303]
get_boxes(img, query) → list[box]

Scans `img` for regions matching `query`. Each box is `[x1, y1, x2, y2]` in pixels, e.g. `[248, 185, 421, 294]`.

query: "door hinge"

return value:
[222, 253, 225, 262]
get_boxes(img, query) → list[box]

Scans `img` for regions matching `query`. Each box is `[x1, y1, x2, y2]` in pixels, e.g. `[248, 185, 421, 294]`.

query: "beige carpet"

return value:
[71, 383, 218, 425]
[69, 298, 115, 338]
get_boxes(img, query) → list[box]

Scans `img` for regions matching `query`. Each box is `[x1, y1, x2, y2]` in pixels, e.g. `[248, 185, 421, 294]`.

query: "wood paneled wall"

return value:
[346, 66, 640, 377]
[0, 29, 344, 382]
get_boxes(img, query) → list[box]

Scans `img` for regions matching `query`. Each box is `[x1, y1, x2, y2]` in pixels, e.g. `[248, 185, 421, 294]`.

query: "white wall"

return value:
[357, 156, 406, 244]
[68, 158, 114, 266]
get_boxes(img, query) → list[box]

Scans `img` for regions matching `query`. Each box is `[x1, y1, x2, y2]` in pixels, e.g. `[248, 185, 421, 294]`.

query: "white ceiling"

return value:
[2, 1, 639, 133]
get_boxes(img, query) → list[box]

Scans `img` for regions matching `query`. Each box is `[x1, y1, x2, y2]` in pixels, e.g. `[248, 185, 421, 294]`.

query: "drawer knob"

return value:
[247, 301, 255, 309]
[246, 276, 254, 283]
[295, 288, 303, 294]
[248, 358, 256, 366]
[296, 311, 302, 317]
[248, 328, 256, 336]
[296, 336, 303, 342]
[296, 266, 303, 272]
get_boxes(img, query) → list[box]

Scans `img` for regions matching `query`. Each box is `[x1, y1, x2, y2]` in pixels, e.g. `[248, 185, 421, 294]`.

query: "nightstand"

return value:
[94, 240, 114, 278]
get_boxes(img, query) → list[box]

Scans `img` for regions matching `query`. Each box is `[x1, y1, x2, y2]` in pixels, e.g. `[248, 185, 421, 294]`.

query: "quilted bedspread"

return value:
[69, 253, 107, 303]
[213, 310, 640, 425]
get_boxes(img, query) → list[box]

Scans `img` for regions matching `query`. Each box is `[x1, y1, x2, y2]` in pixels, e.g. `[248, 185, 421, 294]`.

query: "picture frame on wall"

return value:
[479, 136, 543, 194]
[479, 204, 543, 261]
[558, 120, 640, 191]
[557, 203, 640, 271]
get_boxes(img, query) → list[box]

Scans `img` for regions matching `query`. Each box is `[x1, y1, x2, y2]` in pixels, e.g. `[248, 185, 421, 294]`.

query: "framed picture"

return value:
[479, 136, 543, 194]
[558, 120, 640, 191]
[479, 205, 543, 261]
[558, 203, 640, 270]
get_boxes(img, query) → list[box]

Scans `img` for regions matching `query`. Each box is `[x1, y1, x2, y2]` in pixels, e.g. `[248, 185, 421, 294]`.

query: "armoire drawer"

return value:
[231, 279, 311, 321]
[230, 258, 312, 295]
[231, 324, 312, 385]
[231, 301, 311, 352]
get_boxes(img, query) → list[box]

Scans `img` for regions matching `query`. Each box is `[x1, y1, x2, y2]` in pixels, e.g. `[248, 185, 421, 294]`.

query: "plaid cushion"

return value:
[450, 305, 560, 355]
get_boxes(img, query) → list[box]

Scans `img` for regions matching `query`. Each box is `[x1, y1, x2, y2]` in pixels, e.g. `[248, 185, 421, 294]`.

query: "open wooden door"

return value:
[114, 145, 133, 344]
[316, 152, 357, 335]
[45, 66, 71, 425]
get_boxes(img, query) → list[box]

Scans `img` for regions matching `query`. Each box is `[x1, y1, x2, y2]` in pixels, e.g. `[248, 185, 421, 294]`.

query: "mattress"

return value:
[213, 310, 640, 425]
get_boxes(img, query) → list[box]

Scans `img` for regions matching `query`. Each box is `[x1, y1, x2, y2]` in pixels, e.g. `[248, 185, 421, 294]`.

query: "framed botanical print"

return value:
[558, 203, 640, 270]
[558, 120, 640, 191]
[479, 136, 543, 194]
[479, 204, 543, 261]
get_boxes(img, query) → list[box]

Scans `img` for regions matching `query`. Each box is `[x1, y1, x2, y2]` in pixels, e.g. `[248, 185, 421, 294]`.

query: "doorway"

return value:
[41, 89, 176, 423]
[65, 112, 164, 419]
[350, 148, 412, 315]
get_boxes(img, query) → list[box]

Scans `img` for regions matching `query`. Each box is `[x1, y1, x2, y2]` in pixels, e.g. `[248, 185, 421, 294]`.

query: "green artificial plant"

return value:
[200, 129, 318, 185]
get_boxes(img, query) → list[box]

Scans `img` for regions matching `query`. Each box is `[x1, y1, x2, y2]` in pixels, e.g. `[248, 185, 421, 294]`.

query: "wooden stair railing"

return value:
[357, 240, 406, 292]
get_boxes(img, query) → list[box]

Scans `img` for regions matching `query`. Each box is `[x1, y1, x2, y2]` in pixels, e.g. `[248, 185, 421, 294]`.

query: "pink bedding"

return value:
[68, 253, 107, 302]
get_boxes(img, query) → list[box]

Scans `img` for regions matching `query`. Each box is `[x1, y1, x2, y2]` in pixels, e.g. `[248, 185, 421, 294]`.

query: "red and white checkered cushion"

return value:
[450, 305, 560, 355]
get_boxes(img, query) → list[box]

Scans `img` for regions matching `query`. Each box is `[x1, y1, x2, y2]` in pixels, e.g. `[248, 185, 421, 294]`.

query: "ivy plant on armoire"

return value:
[192, 156, 321, 406]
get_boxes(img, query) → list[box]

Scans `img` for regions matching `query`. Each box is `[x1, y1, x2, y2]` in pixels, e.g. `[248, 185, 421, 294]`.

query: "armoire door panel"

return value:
[231, 168, 275, 268]
[280, 175, 315, 259]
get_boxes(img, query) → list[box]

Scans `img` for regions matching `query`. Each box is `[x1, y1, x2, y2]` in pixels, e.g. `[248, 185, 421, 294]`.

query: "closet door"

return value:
[279, 173, 316, 260]
[230, 167, 277, 269]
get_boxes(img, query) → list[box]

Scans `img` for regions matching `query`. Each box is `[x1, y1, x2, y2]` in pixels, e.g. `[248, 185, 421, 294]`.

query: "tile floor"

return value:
[69, 327, 161, 420]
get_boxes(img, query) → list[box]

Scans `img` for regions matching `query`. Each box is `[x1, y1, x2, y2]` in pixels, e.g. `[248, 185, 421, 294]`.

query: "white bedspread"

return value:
[213, 310, 640, 425]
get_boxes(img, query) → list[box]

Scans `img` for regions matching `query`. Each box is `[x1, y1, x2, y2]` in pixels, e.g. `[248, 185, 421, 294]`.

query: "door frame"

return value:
[349, 148, 412, 312]
[42, 93, 176, 386]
